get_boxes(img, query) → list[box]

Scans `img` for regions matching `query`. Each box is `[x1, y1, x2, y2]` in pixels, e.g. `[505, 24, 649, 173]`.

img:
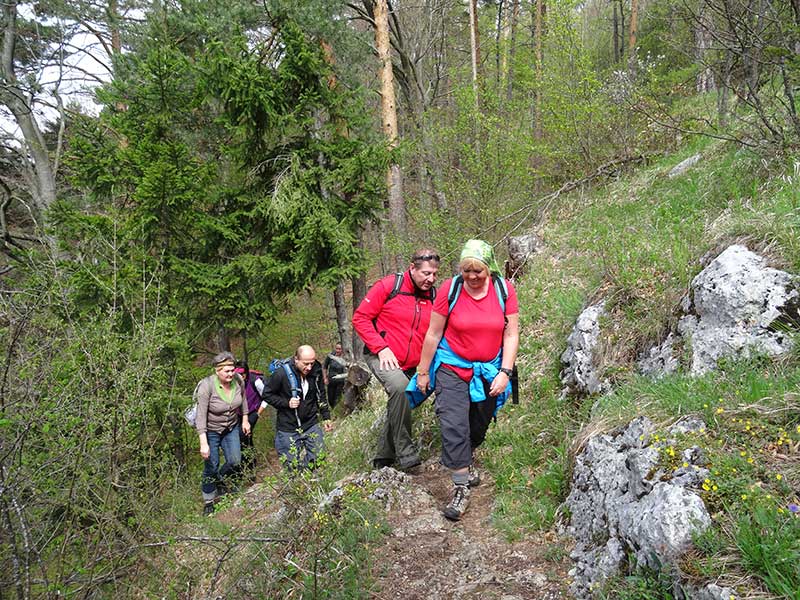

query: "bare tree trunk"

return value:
[333, 282, 353, 360]
[0, 0, 58, 235]
[717, 53, 733, 127]
[468, 0, 481, 112]
[506, 0, 520, 101]
[375, 0, 405, 269]
[534, 0, 544, 141]
[107, 0, 122, 54]
[496, 0, 505, 89]
[217, 326, 231, 353]
[695, 0, 715, 92]
[612, 1, 620, 63]
[628, 0, 639, 70]
[619, 0, 626, 57]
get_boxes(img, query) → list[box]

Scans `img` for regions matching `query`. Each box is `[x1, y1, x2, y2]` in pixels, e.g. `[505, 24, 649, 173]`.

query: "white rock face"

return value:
[679, 245, 797, 374]
[639, 245, 799, 376]
[560, 302, 610, 396]
[668, 153, 701, 178]
[566, 417, 713, 599]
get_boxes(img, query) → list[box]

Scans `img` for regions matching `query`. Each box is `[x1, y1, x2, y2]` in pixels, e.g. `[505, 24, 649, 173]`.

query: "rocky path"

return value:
[368, 459, 571, 599]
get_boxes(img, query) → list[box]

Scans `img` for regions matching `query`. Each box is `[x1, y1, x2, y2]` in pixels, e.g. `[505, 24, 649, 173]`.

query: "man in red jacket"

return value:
[353, 250, 440, 470]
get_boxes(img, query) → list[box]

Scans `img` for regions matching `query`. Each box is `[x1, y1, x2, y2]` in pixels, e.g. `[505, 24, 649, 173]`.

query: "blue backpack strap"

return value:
[280, 359, 301, 397]
[447, 275, 464, 313]
[447, 274, 507, 313]
[491, 274, 508, 314]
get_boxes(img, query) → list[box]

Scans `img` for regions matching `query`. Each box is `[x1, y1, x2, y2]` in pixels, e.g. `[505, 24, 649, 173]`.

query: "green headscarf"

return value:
[459, 239, 502, 276]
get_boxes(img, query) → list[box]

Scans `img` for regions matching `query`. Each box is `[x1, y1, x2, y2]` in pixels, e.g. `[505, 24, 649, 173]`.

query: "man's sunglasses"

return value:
[413, 254, 440, 262]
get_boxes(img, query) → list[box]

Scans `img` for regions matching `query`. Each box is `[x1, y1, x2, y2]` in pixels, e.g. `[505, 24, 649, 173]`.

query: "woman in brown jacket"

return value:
[195, 351, 250, 515]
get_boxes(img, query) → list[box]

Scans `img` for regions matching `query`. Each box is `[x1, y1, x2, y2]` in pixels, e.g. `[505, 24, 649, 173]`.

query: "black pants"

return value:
[327, 381, 344, 408]
[434, 367, 495, 470]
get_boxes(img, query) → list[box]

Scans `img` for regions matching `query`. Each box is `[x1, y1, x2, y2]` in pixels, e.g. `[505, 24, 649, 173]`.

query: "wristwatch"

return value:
[499, 367, 513, 377]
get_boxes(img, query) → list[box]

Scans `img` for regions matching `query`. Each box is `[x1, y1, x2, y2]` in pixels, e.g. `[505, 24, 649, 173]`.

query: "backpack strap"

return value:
[386, 271, 437, 303]
[491, 273, 508, 314]
[385, 272, 405, 302]
[447, 274, 507, 314]
[447, 275, 465, 313]
[281, 360, 301, 397]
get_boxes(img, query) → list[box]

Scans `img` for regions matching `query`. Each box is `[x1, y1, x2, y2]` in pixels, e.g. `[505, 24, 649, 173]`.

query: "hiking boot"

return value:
[203, 502, 216, 517]
[372, 457, 394, 469]
[467, 464, 481, 488]
[397, 455, 422, 471]
[442, 484, 470, 521]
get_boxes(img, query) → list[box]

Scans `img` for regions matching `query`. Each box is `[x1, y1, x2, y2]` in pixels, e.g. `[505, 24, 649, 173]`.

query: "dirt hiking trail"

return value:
[367, 458, 571, 599]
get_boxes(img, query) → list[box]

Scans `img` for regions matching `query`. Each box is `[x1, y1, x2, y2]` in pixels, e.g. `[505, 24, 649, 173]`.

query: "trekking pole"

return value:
[293, 397, 302, 428]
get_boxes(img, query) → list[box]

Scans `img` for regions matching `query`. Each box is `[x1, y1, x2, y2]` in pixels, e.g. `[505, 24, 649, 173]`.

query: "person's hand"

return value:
[323, 420, 334, 432]
[377, 347, 400, 370]
[323, 375, 329, 385]
[242, 419, 251, 436]
[416, 372, 430, 393]
[489, 370, 510, 397]
[289, 396, 300, 409]
[200, 441, 210, 459]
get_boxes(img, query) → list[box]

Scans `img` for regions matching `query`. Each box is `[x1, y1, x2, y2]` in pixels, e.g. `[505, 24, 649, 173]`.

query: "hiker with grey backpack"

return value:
[408, 240, 519, 521]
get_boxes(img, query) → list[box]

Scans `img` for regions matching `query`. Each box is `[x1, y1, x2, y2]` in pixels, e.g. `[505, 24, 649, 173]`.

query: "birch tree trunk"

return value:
[375, 0, 405, 269]
[468, 0, 481, 112]
[695, 1, 716, 92]
[0, 1, 57, 221]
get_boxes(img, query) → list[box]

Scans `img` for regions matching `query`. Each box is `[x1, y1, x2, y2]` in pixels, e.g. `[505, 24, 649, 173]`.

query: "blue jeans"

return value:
[275, 423, 325, 471]
[201, 425, 242, 501]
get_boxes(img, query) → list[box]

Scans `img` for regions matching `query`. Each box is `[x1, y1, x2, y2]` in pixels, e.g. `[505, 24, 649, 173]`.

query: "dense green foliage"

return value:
[64, 4, 386, 345]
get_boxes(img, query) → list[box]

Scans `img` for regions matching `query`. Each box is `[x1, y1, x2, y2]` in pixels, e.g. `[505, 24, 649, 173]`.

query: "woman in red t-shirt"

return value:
[415, 240, 519, 521]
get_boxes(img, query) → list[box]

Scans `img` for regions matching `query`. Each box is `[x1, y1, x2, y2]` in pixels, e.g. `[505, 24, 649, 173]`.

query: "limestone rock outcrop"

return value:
[560, 302, 609, 397]
[566, 416, 731, 599]
[639, 245, 799, 376]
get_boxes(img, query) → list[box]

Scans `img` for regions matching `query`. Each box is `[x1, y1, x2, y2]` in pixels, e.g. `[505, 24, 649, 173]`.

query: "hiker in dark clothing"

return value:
[323, 343, 347, 409]
[264, 345, 332, 471]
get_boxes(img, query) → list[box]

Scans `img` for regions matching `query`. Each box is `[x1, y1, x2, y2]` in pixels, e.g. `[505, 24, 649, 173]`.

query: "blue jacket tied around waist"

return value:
[405, 338, 511, 415]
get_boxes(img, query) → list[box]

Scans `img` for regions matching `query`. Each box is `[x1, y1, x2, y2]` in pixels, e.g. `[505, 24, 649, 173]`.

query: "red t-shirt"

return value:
[434, 277, 518, 380]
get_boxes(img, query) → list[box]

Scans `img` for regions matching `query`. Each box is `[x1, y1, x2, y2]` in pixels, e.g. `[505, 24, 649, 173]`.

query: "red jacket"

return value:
[353, 271, 435, 370]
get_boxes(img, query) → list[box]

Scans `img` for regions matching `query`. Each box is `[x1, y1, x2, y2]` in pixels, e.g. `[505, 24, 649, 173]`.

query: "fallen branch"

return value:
[138, 535, 290, 547]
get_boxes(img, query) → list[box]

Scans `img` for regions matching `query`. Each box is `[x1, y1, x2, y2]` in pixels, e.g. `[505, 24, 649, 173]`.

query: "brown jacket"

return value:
[194, 373, 247, 435]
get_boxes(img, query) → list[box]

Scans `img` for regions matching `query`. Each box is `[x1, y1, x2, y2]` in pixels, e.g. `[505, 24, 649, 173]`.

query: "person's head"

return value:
[458, 239, 501, 277]
[409, 248, 440, 292]
[334, 342, 343, 356]
[294, 344, 317, 377]
[212, 351, 237, 384]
